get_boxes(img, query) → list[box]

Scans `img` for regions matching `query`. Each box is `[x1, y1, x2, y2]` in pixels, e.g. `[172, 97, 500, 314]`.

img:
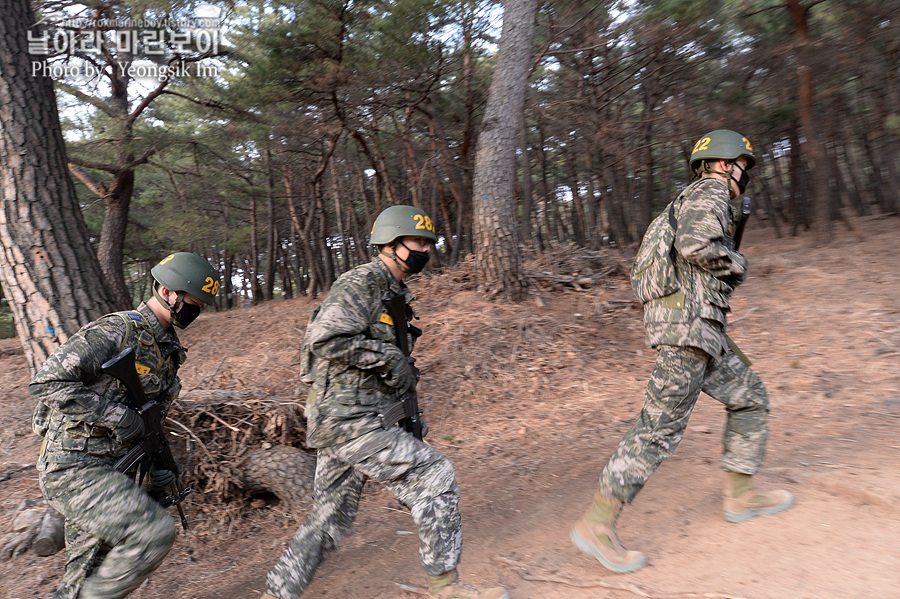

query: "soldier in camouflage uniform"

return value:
[571, 130, 793, 574]
[30, 252, 220, 599]
[260, 206, 508, 599]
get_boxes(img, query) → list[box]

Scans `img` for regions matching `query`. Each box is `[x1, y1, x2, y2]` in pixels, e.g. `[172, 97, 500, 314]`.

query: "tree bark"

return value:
[0, 0, 117, 374]
[242, 445, 316, 514]
[785, 0, 830, 244]
[471, 0, 538, 300]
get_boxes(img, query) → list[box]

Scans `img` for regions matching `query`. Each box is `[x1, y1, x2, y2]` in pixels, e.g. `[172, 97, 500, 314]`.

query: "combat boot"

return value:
[570, 492, 647, 573]
[428, 569, 509, 599]
[723, 472, 794, 523]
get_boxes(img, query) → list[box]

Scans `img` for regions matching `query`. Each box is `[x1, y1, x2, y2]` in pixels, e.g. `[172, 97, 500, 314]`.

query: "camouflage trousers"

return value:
[38, 462, 176, 599]
[265, 426, 462, 599]
[600, 344, 769, 503]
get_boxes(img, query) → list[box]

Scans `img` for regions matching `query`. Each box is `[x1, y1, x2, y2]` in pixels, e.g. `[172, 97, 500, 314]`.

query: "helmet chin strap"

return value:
[152, 285, 187, 323]
[699, 160, 740, 198]
[378, 246, 411, 274]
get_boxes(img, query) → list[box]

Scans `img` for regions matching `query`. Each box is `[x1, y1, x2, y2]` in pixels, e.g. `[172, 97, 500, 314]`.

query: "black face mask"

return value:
[399, 241, 430, 274]
[733, 164, 750, 195]
[173, 301, 202, 329]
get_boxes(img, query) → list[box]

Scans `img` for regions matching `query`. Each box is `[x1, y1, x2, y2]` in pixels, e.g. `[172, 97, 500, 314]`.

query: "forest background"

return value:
[2, 0, 899, 348]
[1, 1, 899, 597]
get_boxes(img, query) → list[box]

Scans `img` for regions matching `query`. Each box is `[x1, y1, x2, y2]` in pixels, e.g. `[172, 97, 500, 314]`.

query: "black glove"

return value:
[383, 355, 417, 394]
[150, 462, 183, 487]
[113, 408, 144, 444]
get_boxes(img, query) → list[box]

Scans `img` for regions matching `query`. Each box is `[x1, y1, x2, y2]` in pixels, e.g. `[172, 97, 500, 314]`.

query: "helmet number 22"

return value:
[692, 137, 711, 153]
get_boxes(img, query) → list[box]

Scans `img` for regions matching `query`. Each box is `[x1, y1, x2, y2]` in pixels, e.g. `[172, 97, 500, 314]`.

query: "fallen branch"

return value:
[492, 556, 651, 597]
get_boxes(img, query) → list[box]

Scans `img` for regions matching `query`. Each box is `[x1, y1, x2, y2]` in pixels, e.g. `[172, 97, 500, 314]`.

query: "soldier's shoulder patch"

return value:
[127, 313, 143, 322]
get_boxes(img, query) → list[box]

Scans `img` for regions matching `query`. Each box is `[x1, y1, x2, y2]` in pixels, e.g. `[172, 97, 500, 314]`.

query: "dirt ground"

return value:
[1, 215, 899, 599]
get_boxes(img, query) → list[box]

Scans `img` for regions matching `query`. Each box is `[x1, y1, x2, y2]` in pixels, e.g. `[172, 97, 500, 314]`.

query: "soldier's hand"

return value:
[113, 408, 144, 444]
[383, 354, 416, 394]
[150, 467, 175, 487]
[149, 462, 183, 487]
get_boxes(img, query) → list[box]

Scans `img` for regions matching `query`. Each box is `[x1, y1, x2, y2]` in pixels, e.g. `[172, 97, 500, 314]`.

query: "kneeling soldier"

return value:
[31, 252, 219, 599]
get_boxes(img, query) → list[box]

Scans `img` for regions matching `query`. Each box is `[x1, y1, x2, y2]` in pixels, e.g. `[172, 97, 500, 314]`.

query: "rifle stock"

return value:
[101, 347, 190, 529]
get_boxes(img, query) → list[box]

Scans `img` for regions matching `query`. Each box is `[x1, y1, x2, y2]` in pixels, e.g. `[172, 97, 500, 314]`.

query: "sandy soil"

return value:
[1, 215, 898, 599]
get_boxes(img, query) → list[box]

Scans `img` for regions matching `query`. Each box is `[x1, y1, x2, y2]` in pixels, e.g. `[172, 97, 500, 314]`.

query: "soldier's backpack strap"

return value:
[108, 311, 164, 375]
[32, 311, 153, 437]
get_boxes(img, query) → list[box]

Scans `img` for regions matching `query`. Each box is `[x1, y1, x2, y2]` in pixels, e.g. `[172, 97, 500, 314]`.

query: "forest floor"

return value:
[1, 214, 899, 599]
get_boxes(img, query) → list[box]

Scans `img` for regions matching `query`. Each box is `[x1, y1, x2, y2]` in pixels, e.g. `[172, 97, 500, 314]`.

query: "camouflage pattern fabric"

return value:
[39, 463, 176, 599]
[301, 259, 415, 448]
[599, 345, 769, 503]
[266, 257, 462, 598]
[30, 302, 184, 598]
[640, 177, 748, 357]
[31, 303, 184, 467]
[265, 426, 461, 599]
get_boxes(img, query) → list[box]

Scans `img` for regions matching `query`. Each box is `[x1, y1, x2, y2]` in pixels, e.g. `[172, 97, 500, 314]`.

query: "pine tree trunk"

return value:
[471, 0, 537, 301]
[0, 0, 117, 374]
[242, 446, 316, 514]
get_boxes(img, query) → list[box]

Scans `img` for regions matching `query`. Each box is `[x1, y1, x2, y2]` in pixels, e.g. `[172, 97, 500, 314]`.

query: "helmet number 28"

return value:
[202, 277, 220, 295]
[413, 214, 434, 233]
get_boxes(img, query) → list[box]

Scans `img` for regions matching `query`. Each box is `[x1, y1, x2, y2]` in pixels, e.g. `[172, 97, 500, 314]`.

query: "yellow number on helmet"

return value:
[692, 137, 711, 154]
[202, 277, 220, 295]
[742, 137, 753, 152]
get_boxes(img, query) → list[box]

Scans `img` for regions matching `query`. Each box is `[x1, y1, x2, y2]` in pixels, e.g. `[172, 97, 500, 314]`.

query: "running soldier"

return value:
[31, 252, 220, 598]
[571, 130, 793, 573]
[260, 206, 508, 599]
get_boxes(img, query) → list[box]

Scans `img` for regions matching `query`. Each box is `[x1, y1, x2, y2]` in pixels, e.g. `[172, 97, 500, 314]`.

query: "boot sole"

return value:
[569, 527, 647, 574]
[724, 493, 795, 523]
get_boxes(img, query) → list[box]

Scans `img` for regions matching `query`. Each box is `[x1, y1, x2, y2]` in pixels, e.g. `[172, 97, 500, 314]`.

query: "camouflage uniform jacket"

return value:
[643, 178, 749, 357]
[30, 303, 185, 469]
[301, 258, 414, 448]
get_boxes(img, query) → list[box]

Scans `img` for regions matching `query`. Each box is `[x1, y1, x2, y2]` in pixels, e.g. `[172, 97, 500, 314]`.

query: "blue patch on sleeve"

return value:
[127, 313, 143, 322]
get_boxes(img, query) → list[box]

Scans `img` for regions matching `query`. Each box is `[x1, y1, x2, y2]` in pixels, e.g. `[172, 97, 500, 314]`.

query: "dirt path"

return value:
[2, 216, 898, 599]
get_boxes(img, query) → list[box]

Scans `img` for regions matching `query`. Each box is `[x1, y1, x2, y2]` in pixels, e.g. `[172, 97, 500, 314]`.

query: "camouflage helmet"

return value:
[689, 129, 756, 175]
[370, 205, 437, 246]
[151, 252, 220, 305]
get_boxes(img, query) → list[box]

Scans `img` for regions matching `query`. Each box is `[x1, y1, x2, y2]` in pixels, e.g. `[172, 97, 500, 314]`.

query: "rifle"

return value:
[732, 196, 751, 251]
[101, 347, 190, 529]
[380, 295, 424, 439]
[726, 196, 753, 367]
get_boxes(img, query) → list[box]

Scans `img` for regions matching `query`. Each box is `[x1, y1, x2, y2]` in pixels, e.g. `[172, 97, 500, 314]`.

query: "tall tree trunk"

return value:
[786, 0, 830, 244]
[517, 119, 535, 249]
[470, 0, 536, 300]
[0, 0, 117, 373]
[264, 148, 277, 302]
[249, 186, 262, 305]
